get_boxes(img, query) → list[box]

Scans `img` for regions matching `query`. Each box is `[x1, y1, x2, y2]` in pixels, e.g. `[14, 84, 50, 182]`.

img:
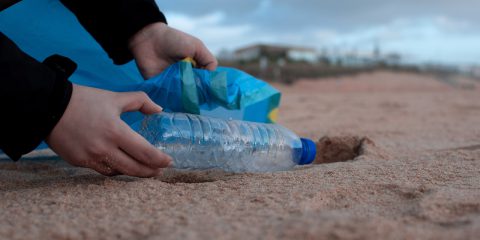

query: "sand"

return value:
[1, 71, 479, 239]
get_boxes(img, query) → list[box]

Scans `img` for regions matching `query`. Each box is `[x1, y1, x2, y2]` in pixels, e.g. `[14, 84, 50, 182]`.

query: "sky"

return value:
[156, 0, 479, 66]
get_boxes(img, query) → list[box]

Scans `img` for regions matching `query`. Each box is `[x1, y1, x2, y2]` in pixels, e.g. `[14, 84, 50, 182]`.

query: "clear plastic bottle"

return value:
[138, 112, 316, 172]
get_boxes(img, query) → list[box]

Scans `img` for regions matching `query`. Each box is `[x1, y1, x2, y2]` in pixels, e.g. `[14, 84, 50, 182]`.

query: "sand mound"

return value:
[314, 136, 391, 164]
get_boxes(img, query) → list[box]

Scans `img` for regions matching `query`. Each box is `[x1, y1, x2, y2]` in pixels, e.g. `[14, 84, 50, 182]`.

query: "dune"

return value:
[1, 71, 479, 239]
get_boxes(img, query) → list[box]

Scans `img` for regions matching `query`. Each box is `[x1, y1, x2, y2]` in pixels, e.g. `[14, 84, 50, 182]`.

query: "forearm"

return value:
[0, 32, 74, 160]
[60, 0, 167, 65]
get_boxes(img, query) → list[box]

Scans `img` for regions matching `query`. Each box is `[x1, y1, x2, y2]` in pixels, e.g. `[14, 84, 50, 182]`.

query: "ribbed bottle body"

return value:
[138, 112, 303, 172]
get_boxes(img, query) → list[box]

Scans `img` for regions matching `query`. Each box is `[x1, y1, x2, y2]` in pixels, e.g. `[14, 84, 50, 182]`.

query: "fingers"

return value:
[85, 122, 172, 177]
[117, 121, 173, 169]
[86, 155, 120, 176]
[108, 148, 162, 177]
[100, 91, 171, 178]
[94, 164, 120, 177]
[118, 91, 162, 114]
[193, 40, 218, 71]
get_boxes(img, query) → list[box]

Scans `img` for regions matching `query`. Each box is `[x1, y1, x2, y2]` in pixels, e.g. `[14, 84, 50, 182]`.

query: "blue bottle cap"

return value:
[299, 138, 316, 165]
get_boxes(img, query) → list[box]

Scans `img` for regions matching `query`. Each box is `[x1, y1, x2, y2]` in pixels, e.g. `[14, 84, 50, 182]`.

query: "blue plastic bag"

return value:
[109, 60, 281, 124]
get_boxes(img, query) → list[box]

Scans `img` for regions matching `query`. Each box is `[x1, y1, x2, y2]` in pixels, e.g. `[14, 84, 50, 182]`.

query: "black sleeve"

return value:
[60, 0, 167, 65]
[0, 32, 75, 160]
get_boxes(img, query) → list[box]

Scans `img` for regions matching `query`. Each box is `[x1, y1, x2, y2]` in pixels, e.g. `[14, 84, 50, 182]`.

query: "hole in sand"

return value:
[314, 136, 390, 164]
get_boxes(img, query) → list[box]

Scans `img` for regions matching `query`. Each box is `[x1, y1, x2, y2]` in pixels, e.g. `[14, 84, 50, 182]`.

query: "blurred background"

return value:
[158, 0, 480, 82]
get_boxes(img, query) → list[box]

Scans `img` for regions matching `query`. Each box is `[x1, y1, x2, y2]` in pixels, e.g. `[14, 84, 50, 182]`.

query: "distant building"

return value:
[234, 44, 317, 63]
[339, 50, 402, 67]
[286, 47, 318, 62]
[217, 48, 235, 61]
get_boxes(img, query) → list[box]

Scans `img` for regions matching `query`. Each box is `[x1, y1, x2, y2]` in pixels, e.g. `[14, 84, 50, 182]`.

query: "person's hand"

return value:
[46, 84, 172, 177]
[129, 22, 218, 79]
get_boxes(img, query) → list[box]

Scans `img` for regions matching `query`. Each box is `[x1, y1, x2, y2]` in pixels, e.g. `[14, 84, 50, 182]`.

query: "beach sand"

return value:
[1, 71, 479, 239]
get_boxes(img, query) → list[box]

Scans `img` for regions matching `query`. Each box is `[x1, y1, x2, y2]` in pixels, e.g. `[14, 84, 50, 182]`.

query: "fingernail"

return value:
[167, 158, 174, 168]
[154, 169, 163, 176]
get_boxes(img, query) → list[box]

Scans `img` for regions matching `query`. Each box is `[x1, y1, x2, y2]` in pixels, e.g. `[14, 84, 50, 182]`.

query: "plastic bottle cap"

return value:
[299, 138, 317, 165]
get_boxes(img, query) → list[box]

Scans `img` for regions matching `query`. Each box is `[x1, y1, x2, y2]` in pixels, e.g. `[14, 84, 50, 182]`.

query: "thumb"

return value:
[118, 91, 162, 114]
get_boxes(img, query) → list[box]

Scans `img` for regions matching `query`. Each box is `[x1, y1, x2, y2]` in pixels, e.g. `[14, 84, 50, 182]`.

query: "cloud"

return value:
[165, 12, 253, 52]
[309, 17, 480, 64]
[158, 0, 480, 65]
[157, 0, 480, 32]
